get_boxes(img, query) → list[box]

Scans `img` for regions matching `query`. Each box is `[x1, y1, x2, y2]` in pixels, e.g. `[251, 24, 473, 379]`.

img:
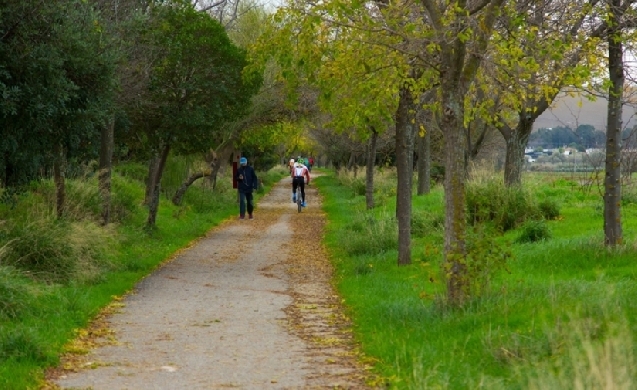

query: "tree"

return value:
[481, 0, 607, 187]
[419, 0, 505, 304]
[91, 0, 150, 225]
[251, 0, 433, 265]
[603, 0, 632, 246]
[127, 1, 260, 227]
[0, 0, 117, 218]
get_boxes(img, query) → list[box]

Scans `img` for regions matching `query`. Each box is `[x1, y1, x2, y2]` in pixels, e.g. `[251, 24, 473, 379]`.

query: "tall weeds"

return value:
[521, 311, 636, 389]
[466, 166, 559, 232]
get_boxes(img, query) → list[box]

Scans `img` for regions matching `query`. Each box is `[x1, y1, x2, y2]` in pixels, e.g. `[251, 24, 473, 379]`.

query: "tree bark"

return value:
[144, 156, 159, 206]
[503, 117, 533, 187]
[395, 86, 416, 266]
[346, 152, 356, 174]
[417, 128, 431, 195]
[172, 171, 210, 206]
[98, 117, 114, 225]
[53, 143, 66, 219]
[210, 143, 235, 190]
[365, 127, 378, 209]
[441, 87, 468, 305]
[147, 143, 171, 228]
[604, 2, 623, 246]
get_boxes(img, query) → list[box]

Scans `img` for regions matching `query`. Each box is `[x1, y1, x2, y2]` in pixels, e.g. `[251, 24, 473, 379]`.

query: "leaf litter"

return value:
[42, 177, 379, 389]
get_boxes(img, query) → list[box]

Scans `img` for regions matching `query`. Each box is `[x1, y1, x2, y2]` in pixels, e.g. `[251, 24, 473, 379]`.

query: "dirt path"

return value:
[47, 176, 372, 389]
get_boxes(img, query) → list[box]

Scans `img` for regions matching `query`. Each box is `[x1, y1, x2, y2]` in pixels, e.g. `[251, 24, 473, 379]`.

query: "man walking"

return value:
[235, 157, 258, 219]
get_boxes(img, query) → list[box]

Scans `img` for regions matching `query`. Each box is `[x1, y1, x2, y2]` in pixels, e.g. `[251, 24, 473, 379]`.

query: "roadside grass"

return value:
[316, 169, 637, 389]
[0, 159, 285, 390]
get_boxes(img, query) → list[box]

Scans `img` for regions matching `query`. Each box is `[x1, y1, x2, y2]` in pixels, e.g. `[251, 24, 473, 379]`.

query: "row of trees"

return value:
[0, 0, 267, 227]
[528, 125, 637, 151]
[529, 125, 608, 150]
[250, 0, 637, 305]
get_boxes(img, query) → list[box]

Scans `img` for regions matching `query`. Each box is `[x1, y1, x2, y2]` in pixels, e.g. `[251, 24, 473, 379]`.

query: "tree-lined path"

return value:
[47, 177, 370, 389]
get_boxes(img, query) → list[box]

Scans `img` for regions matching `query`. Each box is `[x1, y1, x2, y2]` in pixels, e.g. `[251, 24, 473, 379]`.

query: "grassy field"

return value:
[0, 159, 287, 390]
[315, 168, 637, 389]
[3, 162, 636, 389]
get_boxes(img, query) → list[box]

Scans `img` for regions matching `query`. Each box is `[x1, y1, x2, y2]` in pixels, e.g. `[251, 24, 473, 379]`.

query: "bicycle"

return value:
[296, 184, 303, 213]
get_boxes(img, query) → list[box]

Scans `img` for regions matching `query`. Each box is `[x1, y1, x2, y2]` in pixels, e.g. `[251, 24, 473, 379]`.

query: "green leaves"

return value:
[129, 3, 260, 154]
[0, 0, 118, 185]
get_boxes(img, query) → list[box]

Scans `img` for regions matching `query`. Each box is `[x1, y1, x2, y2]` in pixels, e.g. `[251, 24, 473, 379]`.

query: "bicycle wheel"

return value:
[297, 191, 302, 213]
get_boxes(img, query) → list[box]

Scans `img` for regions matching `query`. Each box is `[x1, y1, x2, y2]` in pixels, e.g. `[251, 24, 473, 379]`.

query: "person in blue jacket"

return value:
[235, 157, 258, 219]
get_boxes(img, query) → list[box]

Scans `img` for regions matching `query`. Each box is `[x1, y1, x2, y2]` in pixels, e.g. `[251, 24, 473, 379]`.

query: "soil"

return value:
[45, 176, 374, 389]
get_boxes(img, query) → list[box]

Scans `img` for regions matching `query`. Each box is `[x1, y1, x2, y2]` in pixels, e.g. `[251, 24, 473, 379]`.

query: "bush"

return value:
[0, 219, 114, 284]
[622, 189, 637, 206]
[516, 220, 552, 244]
[466, 178, 542, 232]
[0, 327, 49, 363]
[110, 174, 143, 222]
[114, 162, 150, 184]
[0, 266, 32, 320]
[411, 210, 444, 236]
[341, 212, 397, 256]
[431, 163, 445, 183]
[538, 199, 560, 220]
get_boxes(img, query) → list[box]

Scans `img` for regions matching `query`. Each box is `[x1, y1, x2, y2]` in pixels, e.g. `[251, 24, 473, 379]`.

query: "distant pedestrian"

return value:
[235, 157, 258, 220]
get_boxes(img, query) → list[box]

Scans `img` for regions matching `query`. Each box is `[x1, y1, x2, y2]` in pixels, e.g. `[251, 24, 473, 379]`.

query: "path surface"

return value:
[48, 177, 371, 389]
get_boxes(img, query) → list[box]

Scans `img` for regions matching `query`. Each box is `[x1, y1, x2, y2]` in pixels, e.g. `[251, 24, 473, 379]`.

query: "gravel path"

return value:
[48, 176, 371, 389]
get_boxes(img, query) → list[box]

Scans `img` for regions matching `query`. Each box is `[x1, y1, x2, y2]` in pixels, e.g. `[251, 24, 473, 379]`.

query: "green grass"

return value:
[0, 160, 285, 389]
[315, 170, 637, 389]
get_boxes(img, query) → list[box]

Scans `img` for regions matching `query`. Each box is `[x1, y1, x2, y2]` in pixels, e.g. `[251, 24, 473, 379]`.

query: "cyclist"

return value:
[288, 158, 295, 174]
[291, 160, 310, 207]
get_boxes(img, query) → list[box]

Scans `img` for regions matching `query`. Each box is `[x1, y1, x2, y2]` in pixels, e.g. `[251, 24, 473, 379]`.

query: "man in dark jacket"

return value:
[235, 157, 258, 219]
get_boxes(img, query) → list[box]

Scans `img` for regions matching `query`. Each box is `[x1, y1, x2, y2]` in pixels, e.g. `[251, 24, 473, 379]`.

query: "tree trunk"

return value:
[604, 6, 623, 246]
[98, 117, 114, 225]
[365, 127, 378, 209]
[417, 128, 431, 195]
[144, 156, 159, 206]
[503, 118, 533, 186]
[395, 86, 416, 266]
[147, 143, 171, 228]
[172, 171, 210, 206]
[211, 143, 234, 191]
[347, 152, 355, 171]
[53, 143, 66, 219]
[441, 88, 468, 305]
[467, 119, 489, 162]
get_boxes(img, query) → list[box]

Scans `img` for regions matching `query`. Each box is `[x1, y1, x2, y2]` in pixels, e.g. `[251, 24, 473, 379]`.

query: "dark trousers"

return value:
[292, 177, 305, 202]
[239, 191, 254, 216]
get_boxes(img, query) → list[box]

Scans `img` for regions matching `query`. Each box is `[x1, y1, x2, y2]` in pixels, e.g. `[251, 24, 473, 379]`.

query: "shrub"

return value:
[466, 178, 542, 232]
[411, 210, 444, 237]
[114, 162, 150, 184]
[516, 220, 552, 244]
[0, 218, 114, 284]
[341, 211, 397, 256]
[352, 179, 366, 196]
[621, 189, 637, 206]
[62, 180, 102, 221]
[110, 174, 143, 222]
[519, 313, 635, 390]
[431, 163, 445, 183]
[462, 227, 512, 298]
[0, 265, 32, 320]
[0, 327, 48, 363]
[538, 199, 560, 220]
